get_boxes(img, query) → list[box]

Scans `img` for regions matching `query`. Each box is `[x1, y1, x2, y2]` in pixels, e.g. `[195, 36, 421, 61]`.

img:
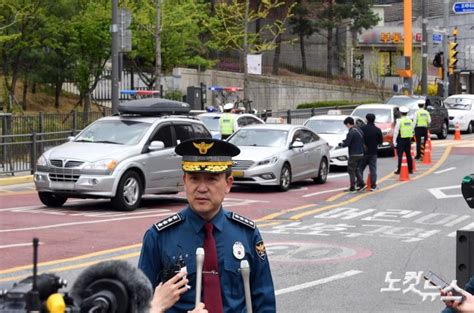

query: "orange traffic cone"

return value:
[410, 143, 416, 172]
[454, 122, 462, 140]
[366, 172, 372, 192]
[423, 139, 432, 165]
[399, 153, 410, 181]
[426, 130, 432, 151]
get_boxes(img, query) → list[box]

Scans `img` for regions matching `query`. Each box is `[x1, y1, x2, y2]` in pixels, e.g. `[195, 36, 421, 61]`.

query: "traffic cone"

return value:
[366, 172, 372, 192]
[399, 153, 410, 181]
[410, 143, 416, 172]
[454, 122, 462, 140]
[423, 139, 432, 165]
[427, 130, 432, 151]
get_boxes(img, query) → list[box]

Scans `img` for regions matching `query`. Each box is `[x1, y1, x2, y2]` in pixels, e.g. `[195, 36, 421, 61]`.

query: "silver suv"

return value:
[34, 99, 211, 211]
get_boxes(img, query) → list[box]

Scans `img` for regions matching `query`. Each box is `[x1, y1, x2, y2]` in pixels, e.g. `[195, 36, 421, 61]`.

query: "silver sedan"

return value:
[228, 124, 330, 191]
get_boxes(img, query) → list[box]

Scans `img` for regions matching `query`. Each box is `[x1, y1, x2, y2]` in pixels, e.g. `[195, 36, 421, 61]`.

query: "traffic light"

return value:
[448, 41, 458, 75]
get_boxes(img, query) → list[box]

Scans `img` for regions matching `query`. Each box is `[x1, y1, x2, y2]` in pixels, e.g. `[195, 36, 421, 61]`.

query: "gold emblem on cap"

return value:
[193, 142, 214, 155]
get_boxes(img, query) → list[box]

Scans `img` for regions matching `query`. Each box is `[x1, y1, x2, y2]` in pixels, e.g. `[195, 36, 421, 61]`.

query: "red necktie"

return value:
[203, 223, 223, 313]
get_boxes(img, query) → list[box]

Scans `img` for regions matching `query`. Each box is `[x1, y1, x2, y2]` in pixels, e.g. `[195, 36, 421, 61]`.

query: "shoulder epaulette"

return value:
[229, 212, 256, 229]
[154, 213, 183, 232]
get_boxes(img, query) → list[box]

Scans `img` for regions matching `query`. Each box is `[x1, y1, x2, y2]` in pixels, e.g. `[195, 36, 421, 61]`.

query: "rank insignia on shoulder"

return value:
[255, 240, 266, 260]
[230, 212, 255, 229]
[154, 213, 183, 232]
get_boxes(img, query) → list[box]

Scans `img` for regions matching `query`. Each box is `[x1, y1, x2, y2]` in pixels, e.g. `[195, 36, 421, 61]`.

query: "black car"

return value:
[386, 95, 449, 139]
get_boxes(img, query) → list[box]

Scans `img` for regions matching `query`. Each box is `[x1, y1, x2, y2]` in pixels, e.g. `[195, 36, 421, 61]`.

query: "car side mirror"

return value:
[149, 141, 165, 151]
[67, 136, 75, 142]
[291, 140, 304, 149]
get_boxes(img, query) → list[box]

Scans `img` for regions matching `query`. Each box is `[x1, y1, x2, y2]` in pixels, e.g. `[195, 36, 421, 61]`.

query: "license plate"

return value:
[232, 171, 244, 177]
[51, 181, 75, 190]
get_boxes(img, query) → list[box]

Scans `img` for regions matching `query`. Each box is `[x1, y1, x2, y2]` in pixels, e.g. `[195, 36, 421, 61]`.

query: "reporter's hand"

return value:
[441, 286, 474, 312]
[150, 271, 190, 313]
[188, 302, 208, 313]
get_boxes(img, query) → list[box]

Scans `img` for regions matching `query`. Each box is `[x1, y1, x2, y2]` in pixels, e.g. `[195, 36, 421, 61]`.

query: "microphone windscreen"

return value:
[71, 260, 153, 313]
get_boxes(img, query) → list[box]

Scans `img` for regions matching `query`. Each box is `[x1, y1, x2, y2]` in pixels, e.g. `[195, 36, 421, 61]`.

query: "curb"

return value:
[0, 175, 34, 186]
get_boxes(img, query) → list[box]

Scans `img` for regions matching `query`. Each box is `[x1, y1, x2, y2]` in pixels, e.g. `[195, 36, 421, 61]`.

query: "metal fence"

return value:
[0, 106, 356, 176]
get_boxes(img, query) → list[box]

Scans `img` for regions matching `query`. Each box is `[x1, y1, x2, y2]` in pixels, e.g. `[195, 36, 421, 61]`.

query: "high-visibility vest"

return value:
[219, 113, 235, 135]
[416, 109, 430, 127]
[400, 117, 414, 138]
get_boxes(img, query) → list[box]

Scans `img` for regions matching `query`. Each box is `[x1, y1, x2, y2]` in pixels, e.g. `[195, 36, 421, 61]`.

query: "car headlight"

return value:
[382, 128, 392, 135]
[37, 155, 48, 167]
[257, 155, 279, 166]
[83, 159, 118, 171]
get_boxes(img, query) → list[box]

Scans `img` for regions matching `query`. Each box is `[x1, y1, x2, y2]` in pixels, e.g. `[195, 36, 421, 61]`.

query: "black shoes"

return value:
[356, 185, 367, 192]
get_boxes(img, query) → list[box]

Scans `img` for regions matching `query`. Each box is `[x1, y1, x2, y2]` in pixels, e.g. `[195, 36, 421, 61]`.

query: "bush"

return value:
[164, 90, 183, 101]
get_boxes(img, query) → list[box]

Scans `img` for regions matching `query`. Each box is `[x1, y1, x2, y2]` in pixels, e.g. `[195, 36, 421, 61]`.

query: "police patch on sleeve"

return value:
[154, 213, 183, 232]
[255, 240, 267, 260]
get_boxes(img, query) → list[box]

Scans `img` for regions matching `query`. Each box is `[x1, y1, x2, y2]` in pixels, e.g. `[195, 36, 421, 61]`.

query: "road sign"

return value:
[452, 2, 474, 14]
[432, 33, 443, 43]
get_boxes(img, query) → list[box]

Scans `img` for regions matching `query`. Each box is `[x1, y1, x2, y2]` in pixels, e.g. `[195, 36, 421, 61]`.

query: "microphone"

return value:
[70, 260, 153, 313]
[240, 260, 252, 313]
[195, 247, 205, 307]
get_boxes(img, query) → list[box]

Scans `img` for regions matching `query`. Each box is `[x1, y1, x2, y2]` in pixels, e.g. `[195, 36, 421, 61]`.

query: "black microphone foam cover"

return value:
[71, 260, 153, 313]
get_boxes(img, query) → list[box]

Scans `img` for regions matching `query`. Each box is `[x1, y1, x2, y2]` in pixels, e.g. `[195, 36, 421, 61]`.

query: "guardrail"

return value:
[0, 105, 357, 175]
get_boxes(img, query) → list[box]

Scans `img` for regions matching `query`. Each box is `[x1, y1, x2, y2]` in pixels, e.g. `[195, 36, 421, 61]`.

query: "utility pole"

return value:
[402, 0, 413, 94]
[443, 0, 449, 98]
[111, 0, 119, 114]
[421, 0, 428, 95]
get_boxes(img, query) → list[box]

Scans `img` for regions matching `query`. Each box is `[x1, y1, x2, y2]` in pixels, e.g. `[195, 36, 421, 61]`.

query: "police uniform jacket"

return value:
[138, 206, 276, 312]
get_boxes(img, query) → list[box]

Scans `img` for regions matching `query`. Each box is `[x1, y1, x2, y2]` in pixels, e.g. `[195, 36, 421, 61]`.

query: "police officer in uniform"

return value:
[393, 106, 414, 174]
[138, 138, 276, 313]
[219, 103, 236, 140]
[413, 100, 431, 160]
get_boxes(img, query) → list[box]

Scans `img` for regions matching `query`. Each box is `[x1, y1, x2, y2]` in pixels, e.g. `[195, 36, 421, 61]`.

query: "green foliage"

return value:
[206, 0, 293, 54]
[128, 0, 214, 74]
[163, 90, 183, 101]
[297, 100, 378, 109]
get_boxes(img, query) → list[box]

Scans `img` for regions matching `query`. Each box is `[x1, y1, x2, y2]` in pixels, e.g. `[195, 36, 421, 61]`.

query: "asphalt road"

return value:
[0, 134, 473, 312]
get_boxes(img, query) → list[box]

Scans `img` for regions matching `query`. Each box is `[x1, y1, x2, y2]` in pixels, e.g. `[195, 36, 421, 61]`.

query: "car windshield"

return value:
[387, 97, 420, 110]
[445, 98, 473, 110]
[198, 115, 221, 132]
[75, 120, 151, 145]
[228, 129, 288, 147]
[352, 108, 392, 123]
[305, 119, 347, 134]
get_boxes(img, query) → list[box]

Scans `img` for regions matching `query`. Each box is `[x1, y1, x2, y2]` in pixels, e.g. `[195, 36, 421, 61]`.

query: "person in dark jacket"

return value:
[441, 277, 474, 313]
[359, 113, 383, 191]
[340, 117, 366, 193]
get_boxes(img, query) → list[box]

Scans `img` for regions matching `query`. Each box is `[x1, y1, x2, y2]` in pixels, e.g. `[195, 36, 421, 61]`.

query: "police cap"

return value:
[175, 138, 240, 173]
[400, 106, 409, 114]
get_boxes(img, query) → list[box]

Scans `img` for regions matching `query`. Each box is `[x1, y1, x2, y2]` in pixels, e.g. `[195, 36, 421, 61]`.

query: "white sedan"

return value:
[228, 124, 330, 191]
[304, 115, 366, 167]
[197, 112, 265, 139]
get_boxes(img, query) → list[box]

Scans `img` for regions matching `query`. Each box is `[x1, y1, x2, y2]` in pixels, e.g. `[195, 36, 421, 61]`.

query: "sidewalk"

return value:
[0, 174, 33, 186]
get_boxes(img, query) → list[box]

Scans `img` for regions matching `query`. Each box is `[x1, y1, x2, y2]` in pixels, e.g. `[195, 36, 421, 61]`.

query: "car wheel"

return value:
[277, 163, 291, 192]
[111, 170, 143, 211]
[38, 192, 67, 207]
[314, 158, 328, 184]
[467, 122, 473, 134]
[437, 121, 448, 139]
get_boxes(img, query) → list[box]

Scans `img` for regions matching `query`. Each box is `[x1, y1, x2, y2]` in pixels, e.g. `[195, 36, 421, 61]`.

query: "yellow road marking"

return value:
[255, 204, 314, 222]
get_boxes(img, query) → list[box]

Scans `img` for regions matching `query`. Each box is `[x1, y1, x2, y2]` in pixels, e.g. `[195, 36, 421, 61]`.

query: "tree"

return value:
[307, 0, 380, 77]
[206, 0, 294, 110]
[128, 0, 213, 90]
[367, 48, 390, 102]
[289, 0, 314, 73]
[68, 1, 111, 113]
[0, 0, 47, 111]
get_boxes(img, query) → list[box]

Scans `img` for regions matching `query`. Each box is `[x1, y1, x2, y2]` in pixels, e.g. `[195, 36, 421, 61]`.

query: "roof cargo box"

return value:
[118, 98, 191, 115]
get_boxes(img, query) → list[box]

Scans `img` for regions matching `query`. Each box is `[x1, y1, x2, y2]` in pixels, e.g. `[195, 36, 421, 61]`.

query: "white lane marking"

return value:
[302, 187, 347, 198]
[434, 167, 456, 174]
[328, 173, 348, 179]
[275, 270, 363, 296]
[0, 242, 44, 249]
[428, 185, 462, 199]
[0, 212, 172, 233]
